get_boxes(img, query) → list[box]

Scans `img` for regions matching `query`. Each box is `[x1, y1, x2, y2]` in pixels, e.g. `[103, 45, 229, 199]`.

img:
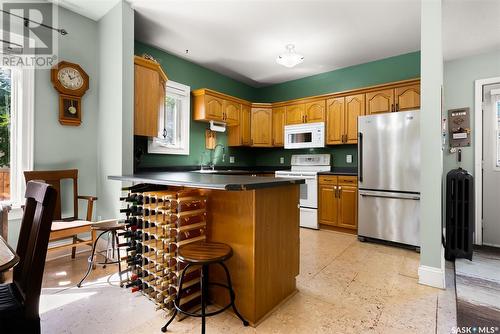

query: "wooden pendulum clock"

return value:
[51, 61, 89, 126]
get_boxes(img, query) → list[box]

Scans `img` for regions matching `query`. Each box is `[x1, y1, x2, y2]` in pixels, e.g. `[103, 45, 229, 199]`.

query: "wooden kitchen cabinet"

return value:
[366, 84, 420, 115]
[272, 106, 285, 147]
[134, 56, 168, 137]
[318, 175, 358, 231]
[205, 95, 224, 120]
[285, 104, 305, 125]
[223, 99, 240, 125]
[326, 94, 364, 145]
[338, 185, 357, 229]
[326, 97, 344, 145]
[366, 88, 394, 115]
[305, 100, 325, 123]
[228, 104, 251, 146]
[319, 184, 338, 226]
[286, 101, 325, 125]
[193, 89, 246, 125]
[251, 107, 273, 147]
[395, 84, 420, 111]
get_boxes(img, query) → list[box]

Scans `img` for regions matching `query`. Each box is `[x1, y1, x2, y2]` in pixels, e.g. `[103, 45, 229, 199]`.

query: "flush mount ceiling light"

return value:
[276, 44, 304, 68]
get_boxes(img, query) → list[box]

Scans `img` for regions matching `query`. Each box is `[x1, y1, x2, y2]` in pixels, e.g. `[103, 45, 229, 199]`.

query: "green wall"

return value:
[135, 42, 420, 169]
[135, 41, 258, 168]
[255, 51, 421, 102]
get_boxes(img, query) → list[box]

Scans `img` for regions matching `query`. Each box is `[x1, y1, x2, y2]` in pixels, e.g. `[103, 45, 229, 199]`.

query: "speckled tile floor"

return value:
[39, 229, 456, 334]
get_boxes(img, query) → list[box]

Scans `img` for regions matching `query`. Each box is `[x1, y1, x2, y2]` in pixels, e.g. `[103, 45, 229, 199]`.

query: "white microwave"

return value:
[284, 122, 325, 149]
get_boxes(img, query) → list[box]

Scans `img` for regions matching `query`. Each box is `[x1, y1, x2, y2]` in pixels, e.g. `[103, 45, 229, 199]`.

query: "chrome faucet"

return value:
[210, 144, 225, 170]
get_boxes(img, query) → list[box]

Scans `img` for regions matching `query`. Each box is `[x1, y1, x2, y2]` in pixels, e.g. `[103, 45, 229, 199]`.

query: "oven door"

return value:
[275, 172, 317, 208]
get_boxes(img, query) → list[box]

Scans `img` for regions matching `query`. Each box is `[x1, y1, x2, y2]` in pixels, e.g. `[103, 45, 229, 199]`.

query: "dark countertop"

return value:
[108, 171, 305, 191]
[136, 165, 290, 175]
[318, 167, 358, 176]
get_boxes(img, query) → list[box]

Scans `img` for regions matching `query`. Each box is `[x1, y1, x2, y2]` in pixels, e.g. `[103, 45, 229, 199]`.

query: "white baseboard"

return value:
[483, 242, 500, 248]
[45, 238, 109, 262]
[418, 265, 446, 289]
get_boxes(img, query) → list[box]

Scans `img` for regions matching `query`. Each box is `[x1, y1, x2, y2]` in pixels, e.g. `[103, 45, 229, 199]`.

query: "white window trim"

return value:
[2, 66, 35, 219]
[493, 96, 500, 171]
[148, 80, 190, 155]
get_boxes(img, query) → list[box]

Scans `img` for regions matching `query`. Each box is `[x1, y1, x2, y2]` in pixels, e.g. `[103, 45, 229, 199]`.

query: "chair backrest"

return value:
[13, 181, 57, 320]
[24, 169, 78, 221]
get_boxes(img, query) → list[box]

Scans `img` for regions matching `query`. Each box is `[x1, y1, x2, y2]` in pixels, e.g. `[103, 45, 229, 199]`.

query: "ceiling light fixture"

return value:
[276, 44, 304, 68]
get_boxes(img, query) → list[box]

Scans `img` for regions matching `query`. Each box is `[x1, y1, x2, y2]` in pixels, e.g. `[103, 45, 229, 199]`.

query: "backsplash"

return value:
[136, 131, 357, 169]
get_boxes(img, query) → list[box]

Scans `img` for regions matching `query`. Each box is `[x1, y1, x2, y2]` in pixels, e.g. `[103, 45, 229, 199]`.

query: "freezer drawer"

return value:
[358, 190, 420, 246]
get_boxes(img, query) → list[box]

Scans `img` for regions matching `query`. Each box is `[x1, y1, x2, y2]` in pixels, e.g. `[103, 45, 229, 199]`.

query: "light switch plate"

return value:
[346, 155, 353, 164]
[280, 157, 285, 164]
[229, 156, 235, 164]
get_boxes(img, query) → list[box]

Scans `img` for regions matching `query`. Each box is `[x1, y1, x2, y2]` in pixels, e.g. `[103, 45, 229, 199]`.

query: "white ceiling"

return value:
[131, 0, 422, 87]
[443, 0, 500, 61]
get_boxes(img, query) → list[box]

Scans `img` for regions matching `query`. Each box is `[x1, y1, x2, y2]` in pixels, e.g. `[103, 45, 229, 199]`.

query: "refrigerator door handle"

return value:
[359, 190, 420, 200]
[358, 132, 363, 182]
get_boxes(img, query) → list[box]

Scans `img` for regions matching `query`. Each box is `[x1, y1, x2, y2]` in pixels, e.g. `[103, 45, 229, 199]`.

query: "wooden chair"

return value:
[24, 169, 97, 259]
[0, 181, 57, 333]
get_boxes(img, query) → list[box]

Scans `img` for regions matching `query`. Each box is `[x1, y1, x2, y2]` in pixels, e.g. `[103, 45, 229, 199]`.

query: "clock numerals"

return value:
[58, 67, 84, 90]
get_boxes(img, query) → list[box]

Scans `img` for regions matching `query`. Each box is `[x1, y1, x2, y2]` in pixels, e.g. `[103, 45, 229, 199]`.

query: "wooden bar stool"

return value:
[161, 242, 248, 333]
[77, 219, 125, 288]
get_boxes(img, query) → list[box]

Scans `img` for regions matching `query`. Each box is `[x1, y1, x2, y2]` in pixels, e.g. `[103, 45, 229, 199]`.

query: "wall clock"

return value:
[51, 61, 89, 126]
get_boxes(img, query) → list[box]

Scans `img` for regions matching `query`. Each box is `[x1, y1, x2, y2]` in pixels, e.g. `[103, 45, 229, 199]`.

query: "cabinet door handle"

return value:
[396, 103, 399, 112]
[334, 186, 338, 198]
[391, 104, 394, 112]
[338, 186, 342, 197]
[305, 115, 308, 123]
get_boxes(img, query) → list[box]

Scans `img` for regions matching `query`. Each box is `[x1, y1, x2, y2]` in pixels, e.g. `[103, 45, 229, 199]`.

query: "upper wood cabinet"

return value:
[326, 97, 344, 145]
[345, 94, 365, 144]
[134, 56, 168, 137]
[285, 104, 305, 125]
[366, 88, 394, 115]
[366, 84, 420, 115]
[395, 84, 420, 111]
[305, 100, 325, 123]
[223, 100, 240, 125]
[193, 89, 244, 125]
[228, 104, 251, 147]
[272, 107, 285, 147]
[251, 107, 273, 147]
[205, 95, 224, 120]
[285, 101, 325, 125]
[326, 94, 364, 145]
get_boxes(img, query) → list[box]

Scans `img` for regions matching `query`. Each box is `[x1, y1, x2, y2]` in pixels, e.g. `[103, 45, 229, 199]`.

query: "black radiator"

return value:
[445, 168, 474, 261]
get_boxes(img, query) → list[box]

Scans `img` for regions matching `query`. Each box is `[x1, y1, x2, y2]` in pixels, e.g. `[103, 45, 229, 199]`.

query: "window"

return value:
[148, 80, 190, 155]
[0, 65, 34, 209]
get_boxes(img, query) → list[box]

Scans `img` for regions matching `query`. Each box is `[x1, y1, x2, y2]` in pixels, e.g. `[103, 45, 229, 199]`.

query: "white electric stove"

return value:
[275, 154, 331, 229]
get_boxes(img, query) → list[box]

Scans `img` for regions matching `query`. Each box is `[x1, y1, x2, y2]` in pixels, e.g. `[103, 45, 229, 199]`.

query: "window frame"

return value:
[494, 96, 500, 171]
[0, 66, 35, 215]
[148, 80, 191, 155]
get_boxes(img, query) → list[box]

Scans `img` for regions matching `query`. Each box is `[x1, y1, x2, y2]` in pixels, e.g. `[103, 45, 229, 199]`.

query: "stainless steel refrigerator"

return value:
[357, 110, 420, 247]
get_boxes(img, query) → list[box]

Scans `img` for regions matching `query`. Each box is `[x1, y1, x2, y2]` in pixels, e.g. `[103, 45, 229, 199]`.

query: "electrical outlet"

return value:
[346, 155, 353, 164]
[280, 157, 285, 164]
[229, 156, 235, 164]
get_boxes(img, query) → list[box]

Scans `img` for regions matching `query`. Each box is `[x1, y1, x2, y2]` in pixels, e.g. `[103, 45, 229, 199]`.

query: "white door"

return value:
[482, 83, 500, 247]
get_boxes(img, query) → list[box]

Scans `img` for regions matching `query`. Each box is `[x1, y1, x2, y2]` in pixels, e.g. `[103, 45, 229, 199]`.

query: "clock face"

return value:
[57, 67, 84, 90]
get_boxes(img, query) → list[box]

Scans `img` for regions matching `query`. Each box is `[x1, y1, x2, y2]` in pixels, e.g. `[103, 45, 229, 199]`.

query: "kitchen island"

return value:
[109, 172, 304, 325]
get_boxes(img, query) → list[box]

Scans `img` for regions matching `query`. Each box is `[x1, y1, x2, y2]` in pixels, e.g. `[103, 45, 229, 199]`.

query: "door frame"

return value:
[474, 76, 500, 245]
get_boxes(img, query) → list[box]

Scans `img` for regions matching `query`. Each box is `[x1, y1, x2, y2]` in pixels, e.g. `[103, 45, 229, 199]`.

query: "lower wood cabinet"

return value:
[318, 175, 358, 231]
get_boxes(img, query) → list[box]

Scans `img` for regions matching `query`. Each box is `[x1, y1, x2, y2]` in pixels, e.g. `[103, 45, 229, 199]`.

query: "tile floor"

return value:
[40, 229, 457, 334]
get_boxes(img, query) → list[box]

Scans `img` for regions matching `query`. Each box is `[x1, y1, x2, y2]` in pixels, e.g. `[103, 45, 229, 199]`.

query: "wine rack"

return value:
[119, 184, 207, 314]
